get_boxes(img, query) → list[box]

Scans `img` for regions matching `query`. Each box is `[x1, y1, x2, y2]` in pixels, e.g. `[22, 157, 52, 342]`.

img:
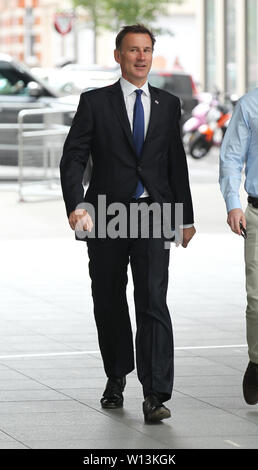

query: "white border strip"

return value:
[175, 344, 247, 351]
[0, 344, 247, 360]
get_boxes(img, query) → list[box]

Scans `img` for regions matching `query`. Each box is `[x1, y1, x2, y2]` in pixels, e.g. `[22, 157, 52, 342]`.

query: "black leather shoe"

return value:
[143, 394, 171, 423]
[100, 376, 126, 409]
[243, 361, 258, 405]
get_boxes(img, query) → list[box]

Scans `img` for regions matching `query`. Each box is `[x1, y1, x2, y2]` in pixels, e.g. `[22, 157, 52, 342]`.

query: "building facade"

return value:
[199, 0, 258, 96]
[0, 0, 199, 73]
[96, 0, 200, 79]
[0, 0, 77, 66]
[1, 0, 257, 97]
[0, 0, 43, 64]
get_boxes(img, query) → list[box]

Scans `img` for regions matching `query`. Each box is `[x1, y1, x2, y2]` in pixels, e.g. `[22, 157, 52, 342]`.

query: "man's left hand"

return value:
[182, 226, 196, 248]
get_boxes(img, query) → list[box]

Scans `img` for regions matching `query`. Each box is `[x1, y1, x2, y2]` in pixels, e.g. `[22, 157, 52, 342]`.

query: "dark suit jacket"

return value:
[60, 80, 194, 226]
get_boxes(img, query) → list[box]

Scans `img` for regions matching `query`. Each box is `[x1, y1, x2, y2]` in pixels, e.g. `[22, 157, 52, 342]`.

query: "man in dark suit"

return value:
[60, 24, 196, 423]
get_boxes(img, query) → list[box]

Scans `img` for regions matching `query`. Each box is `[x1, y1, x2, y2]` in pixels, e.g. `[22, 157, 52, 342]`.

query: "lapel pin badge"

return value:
[155, 100, 159, 104]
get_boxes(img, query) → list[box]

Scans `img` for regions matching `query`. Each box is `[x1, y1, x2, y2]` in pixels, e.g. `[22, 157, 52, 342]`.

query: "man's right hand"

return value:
[68, 209, 93, 232]
[227, 208, 246, 235]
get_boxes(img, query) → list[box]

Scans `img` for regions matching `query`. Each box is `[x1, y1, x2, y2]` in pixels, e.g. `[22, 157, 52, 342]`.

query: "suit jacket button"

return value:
[137, 166, 142, 172]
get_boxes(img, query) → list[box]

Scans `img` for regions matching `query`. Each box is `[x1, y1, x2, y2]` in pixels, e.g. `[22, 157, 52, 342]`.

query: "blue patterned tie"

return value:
[133, 89, 144, 199]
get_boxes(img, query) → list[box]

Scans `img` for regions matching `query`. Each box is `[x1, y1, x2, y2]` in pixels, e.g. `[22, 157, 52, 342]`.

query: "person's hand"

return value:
[182, 226, 196, 248]
[227, 208, 246, 235]
[68, 209, 93, 232]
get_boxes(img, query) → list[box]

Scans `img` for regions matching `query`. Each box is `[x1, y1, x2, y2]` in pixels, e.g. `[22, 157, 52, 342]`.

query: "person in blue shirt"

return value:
[220, 88, 258, 406]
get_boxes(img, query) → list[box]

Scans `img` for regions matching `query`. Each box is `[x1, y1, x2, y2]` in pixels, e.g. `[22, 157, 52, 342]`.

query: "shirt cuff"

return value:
[225, 195, 242, 213]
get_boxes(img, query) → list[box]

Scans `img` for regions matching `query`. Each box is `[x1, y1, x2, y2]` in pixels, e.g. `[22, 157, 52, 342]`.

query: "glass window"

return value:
[0, 61, 29, 95]
[225, 0, 237, 93]
[0, 59, 53, 97]
[24, 7, 35, 59]
[246, 0, 258, 91]
[204, 0, 216, 91]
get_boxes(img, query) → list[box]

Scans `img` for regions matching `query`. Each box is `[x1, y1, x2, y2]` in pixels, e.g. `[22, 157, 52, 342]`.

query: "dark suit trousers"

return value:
[86, 201, 174, 402]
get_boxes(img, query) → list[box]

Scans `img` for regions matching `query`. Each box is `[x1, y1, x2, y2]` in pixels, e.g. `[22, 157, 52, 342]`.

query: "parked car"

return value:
[148, 70, 199, 124]
[0, 55, 196, 167]
[31, 63, 120, 95]
[0, 53, 79, 165]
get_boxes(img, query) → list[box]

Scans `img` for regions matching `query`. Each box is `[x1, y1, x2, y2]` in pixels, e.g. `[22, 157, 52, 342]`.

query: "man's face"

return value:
[114, 33, 153, 85]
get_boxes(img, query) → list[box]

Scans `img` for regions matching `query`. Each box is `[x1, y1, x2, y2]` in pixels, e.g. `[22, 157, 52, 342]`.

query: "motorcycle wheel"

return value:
[189, 132, 213, 159]
[182, 132, 192, 154]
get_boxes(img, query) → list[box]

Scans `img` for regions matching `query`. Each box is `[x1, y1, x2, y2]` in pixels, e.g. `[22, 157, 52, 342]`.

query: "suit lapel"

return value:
[107, 81, 135, 154]
[142, 84, 160, 151]
[107, 81, 161, 159]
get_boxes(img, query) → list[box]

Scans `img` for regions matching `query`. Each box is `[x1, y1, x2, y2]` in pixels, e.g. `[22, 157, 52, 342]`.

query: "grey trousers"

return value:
[245, 203, 258, 364]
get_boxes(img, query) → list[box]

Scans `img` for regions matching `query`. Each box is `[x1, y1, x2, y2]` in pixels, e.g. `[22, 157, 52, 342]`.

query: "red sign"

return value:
[54, 12, 73, 36]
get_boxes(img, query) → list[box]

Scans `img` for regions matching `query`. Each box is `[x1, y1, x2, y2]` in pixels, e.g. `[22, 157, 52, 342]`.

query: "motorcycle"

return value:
[188, 94, 238, 159]
[182, 92, 213, 152]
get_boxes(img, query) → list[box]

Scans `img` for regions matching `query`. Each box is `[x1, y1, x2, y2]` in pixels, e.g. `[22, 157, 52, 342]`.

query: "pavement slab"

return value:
[0, 157, 257, 449]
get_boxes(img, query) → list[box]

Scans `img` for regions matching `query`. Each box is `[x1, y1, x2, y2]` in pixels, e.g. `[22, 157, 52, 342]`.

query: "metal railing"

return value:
[17, 106, 75, 201]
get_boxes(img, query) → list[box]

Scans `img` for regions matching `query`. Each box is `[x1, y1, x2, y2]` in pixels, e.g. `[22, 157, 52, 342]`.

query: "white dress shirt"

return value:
[120, 76, 150, 197]
[120, 77, 193, 229]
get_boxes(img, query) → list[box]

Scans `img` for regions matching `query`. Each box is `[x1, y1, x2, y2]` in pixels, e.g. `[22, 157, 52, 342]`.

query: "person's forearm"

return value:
[60, 156, 88, 217]
[60, 93, 93, 217]
[169, 101, 194, 225]
[219, 100, 249, 213]
[219, 169, 242, 212]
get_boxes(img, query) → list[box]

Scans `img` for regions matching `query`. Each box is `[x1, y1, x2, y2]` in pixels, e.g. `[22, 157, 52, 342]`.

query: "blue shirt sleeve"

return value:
[219, 100, 250, 212]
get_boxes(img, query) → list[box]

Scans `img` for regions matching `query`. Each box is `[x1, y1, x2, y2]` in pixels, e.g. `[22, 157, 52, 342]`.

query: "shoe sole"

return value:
[243, 381, 258, 405]
[144, 409, 171, 423]
[101, 402, 123, 409]
[243, 396, 258, 405]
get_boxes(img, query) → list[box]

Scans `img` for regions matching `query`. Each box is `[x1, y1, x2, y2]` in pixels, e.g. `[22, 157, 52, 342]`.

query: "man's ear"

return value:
[114, 49, 121, 65]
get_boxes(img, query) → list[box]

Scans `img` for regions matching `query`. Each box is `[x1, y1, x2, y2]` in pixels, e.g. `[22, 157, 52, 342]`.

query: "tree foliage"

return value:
[73, 0, 183, 61]
[73, 0, 183, 32]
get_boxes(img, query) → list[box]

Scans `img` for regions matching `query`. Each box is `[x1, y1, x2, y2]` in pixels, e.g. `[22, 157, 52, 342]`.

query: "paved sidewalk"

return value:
[0, 156, 257, 449]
